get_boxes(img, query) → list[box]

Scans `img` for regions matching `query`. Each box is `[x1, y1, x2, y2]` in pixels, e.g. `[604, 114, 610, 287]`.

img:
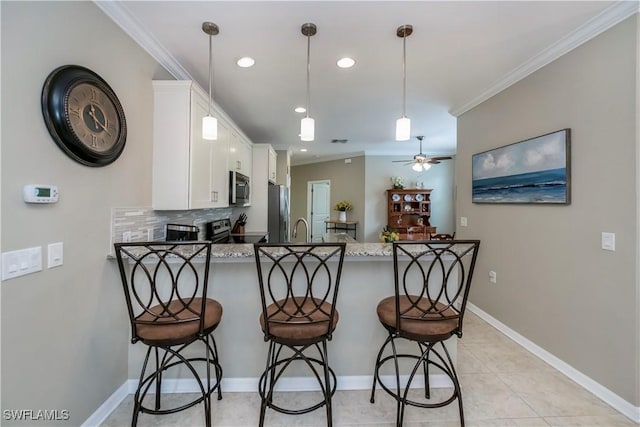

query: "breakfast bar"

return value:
[124, 242, 458, 391]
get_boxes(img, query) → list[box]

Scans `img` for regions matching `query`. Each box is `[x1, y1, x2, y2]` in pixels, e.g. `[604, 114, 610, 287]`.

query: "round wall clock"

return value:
[41, 65, 127, 167]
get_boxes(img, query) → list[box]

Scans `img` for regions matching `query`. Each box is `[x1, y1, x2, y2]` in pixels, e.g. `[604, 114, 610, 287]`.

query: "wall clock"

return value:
[41, 65, 127, 167]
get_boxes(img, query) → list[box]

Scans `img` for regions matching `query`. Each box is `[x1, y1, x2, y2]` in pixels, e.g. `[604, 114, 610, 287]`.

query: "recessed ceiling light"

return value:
[337, 57, 355, 68]
[236, 57, 255, 68]
[300, 148, 308, 152]
[294, 106, 306, 113]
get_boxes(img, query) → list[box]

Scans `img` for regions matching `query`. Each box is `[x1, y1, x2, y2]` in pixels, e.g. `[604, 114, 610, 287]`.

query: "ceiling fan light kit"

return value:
[300, 22, 317, 142]
[202, 21, 219, 140]
[393, 135, 452, 171]
[395, 24, 412, 142]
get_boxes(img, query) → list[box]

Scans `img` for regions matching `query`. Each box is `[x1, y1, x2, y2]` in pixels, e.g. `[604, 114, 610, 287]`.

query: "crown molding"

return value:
[94, 1, 192, 80]
[95, 0, 255, 143]
[450, 1, 640, 117]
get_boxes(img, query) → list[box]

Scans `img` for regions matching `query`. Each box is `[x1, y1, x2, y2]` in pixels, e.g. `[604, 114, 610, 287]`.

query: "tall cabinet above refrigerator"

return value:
[268, 185, 290, 243]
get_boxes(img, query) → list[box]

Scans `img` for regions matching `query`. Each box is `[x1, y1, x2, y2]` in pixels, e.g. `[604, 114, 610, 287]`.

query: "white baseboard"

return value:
[80, 382, 129, 427]
[467, 303, 640, 423]
[82, 373, 452, 425]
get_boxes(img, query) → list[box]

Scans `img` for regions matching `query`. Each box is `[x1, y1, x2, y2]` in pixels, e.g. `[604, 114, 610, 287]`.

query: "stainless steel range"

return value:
[205, 219, 268, 244]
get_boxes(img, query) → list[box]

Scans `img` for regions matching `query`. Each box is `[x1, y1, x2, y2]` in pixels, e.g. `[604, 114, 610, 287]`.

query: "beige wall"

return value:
[291, 156, 366, 241]
[1, 2, 172, 424]
[456, 16, 638, 404]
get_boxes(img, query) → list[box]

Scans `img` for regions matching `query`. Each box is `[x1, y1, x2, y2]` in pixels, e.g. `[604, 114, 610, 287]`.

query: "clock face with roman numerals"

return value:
[42, 65, 127, 167]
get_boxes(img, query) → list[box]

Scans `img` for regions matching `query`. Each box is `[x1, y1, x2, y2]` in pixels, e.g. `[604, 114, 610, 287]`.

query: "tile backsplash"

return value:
[111, 207, 233, 247]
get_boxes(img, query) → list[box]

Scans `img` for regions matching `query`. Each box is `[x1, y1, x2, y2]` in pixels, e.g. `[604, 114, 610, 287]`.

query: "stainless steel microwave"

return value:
[229, 171, 250, 205]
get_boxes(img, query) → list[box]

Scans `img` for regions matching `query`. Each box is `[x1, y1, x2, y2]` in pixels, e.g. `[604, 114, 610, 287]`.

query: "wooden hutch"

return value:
[387, 189, 436, 236]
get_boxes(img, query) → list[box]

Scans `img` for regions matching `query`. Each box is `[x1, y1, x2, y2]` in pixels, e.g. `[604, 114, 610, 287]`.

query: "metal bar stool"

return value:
[253, 242, 346, 427]
[370, 240, 480, 426]
[114, 242, 223, 427]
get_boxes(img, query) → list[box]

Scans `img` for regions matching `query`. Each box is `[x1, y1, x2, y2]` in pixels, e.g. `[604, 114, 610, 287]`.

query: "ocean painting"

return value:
[472, 129, 570, 204]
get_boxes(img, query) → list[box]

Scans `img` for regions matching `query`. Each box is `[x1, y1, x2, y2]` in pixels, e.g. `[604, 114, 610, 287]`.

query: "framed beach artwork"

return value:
[472, 129, 571, 204]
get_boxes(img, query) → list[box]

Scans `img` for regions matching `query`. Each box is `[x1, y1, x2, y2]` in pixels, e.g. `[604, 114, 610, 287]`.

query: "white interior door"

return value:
[308, 181, 330, 242]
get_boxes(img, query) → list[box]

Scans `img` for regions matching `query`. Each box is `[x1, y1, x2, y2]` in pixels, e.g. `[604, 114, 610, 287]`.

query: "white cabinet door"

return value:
[189, 90, 215, 208]
[239, 137, 253, 178]
[268, 147, 277, 184]
[152, 81, 228, 210]
[210, 118, 230, 208]
[229, 132, 253, 178]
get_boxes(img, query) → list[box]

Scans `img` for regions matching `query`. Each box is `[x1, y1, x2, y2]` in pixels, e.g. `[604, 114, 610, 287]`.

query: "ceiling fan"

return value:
[393, 136, 452, 171]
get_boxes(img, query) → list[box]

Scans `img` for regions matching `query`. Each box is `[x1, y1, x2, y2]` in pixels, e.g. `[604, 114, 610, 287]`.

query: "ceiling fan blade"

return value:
[427, 159, 441, 164]
[392, 159, 413, 162]
[429, 156, 452, 161]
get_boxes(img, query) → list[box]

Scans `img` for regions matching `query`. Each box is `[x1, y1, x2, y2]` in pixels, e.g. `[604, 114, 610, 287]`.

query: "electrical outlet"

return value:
[147, 228, 154, 241]
[122, 231, 132, 243]
[489, 270, 497, 283]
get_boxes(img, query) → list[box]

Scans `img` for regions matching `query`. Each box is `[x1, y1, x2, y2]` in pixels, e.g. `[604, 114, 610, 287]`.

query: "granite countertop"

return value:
[210, 242, 391, 258]
[110, 241, 473, 261]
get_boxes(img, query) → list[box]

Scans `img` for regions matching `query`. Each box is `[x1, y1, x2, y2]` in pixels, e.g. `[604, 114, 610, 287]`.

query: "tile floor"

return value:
[101, 312, 638, 426]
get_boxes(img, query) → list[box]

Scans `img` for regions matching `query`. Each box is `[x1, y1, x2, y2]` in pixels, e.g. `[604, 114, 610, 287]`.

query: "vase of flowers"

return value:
[334, 200, 353, 222]
[391, 176, 405, 189]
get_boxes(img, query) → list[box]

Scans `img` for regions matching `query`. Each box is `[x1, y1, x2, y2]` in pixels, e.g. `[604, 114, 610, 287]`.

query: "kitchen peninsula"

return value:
[122, 241, 459, 391]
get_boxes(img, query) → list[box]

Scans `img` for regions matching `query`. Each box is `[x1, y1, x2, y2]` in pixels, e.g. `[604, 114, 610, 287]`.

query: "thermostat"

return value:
[23, 185, 58, 204]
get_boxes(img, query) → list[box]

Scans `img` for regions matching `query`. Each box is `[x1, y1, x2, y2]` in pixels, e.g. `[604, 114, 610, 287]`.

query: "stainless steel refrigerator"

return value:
[268, 185, 290, 243]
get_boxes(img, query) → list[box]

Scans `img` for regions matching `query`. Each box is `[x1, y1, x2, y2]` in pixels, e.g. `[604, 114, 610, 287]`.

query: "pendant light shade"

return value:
[396, 117, 411, 141]
[203, 116, 218, 140]
[202, 21, 219, 141]
[396, 25, 413, 141]
[300, 117, 315, 141]
[301, 23, 317, 142]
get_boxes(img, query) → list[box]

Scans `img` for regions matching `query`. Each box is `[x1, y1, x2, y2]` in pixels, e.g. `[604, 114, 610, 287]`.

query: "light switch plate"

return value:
[48, 242, 63, 268]
[601, 232, 615, 251]
[460, 217, 468, 227]
[2, 246, 42, 280]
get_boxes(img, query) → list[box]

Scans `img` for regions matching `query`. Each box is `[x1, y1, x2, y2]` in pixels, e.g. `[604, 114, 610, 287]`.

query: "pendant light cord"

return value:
[306, 32, 311, 119]
[402, 27, 407, 118]
[208, 33, 213, 116]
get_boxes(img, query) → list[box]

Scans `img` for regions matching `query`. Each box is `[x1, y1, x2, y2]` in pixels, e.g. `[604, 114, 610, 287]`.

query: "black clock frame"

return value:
[41, 65, 127, 167]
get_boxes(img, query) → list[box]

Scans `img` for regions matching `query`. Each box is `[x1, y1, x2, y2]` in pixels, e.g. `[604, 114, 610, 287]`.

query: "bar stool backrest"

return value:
[392, 240, 480, 337]
[113, 242, 212, 343]
[253, 243, 347, 339]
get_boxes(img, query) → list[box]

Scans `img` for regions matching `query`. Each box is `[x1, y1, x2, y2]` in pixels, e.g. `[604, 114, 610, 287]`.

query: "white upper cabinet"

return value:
[250, 144, 277, 232]
[268, 146, 277, 184]
[152, 81, 229, 210]
[229, 131, 253, 178]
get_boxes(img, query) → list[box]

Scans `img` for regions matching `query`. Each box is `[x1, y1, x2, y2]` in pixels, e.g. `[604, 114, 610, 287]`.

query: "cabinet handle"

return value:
[211, 191, 218, 202]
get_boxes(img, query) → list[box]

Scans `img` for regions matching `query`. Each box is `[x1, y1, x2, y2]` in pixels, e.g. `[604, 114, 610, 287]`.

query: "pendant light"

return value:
[300, 23, 317, 142]
[396, 24, 412, 141]
[202, 21, 219, 140]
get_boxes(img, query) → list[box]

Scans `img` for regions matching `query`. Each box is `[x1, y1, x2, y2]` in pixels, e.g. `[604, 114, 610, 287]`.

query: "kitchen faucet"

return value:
[292, 218, 310, 242]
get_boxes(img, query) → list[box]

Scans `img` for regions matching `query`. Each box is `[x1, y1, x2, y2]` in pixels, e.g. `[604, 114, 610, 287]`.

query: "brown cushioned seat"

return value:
[136, 297, 223, 345]
[377, 295, 458, 342]
[260, 296, 339, 344]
